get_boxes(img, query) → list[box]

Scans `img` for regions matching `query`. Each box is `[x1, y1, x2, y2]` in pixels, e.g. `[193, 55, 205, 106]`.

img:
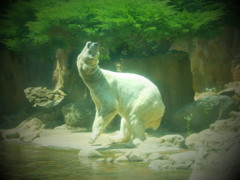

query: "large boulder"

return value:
[158, 134, 185, 147]
[78, 148, 102, 158]
[171, 28, 240, 92]
[1, 118, 44, 142]
[189, 111, 240, 180]
[62, 103, 94, 127]
[0, 50, 27, 115]
[170, 94, 237, 132]
[24, 87, 66, 108]
[169, 151, 197, 169]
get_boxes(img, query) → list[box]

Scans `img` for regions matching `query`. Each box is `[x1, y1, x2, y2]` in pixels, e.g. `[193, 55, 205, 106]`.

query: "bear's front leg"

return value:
[89, 109, 117, 144]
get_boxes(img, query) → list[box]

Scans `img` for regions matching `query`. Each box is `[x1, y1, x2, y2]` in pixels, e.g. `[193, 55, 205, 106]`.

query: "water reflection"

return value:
[0, 142, 190, 180]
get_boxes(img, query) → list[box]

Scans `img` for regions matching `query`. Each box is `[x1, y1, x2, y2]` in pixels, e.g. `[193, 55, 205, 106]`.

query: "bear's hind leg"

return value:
[125, 120, 146, 147]
[111, 117, 131, 143]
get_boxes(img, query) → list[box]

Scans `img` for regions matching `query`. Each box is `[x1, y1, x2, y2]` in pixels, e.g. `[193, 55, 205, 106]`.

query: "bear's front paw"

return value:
[89, 138, 95, 144]
[89, 132, 100, 144]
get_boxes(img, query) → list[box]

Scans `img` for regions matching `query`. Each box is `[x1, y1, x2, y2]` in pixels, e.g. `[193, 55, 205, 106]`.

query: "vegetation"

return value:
[0, 0, 224, 58]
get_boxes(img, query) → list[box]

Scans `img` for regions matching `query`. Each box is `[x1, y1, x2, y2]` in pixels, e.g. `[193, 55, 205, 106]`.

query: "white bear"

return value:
[76, 41, 165, 147]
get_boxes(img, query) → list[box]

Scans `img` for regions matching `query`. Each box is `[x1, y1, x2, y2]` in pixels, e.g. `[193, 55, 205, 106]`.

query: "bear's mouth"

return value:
[88, 42, 99, 57]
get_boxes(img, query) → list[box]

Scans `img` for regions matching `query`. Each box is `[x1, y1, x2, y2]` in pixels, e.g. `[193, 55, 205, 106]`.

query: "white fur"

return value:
[77, 42, 165, 146]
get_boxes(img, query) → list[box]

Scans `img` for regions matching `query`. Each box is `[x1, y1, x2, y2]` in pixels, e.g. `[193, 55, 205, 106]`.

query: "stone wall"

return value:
[171, 28, 240, 92]
[0, 50, 28, 115]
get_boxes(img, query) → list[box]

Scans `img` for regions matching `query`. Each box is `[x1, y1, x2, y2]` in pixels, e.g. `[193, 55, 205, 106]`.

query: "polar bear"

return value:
[76, 41, 165, 147]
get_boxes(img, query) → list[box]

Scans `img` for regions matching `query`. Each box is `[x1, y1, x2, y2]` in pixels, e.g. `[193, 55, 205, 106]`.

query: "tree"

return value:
[0, 0, 223, 58]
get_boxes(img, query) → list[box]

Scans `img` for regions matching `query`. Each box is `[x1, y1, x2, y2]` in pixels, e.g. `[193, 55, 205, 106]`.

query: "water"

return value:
[0, 142, 191, 180]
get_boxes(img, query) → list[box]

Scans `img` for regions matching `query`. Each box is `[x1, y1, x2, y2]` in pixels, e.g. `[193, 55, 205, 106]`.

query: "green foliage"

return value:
[0, 1, 35, 51]
[0, 0, 223, 57]
[184, 113, 193, 136]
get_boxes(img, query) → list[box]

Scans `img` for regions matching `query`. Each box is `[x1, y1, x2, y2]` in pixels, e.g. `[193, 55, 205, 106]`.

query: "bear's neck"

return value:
[78, 62, 104, 87]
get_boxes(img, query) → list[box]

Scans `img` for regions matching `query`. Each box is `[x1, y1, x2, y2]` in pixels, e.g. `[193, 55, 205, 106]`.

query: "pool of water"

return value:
[0, 142, 191, 180]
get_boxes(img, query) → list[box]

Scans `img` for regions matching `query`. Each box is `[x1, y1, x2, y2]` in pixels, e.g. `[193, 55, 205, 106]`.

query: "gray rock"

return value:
[96, 158, 105, 163]
[2, 118, 44, 142]
[171, 94, 237, 132]
[24, 87, 66, 108]
[0, 130, 3, 140]
[3, 130, 19, 139]
[159, 134, 185, 147]
[148, 160, 173, 171]
[146, 153, 164, 161]
[209, 118, 239, 132]
[62, 103, 93, 127]
[189, 111, 240, 180]
[127, 152, 147, 162]
[106, 157, 113, 163]
[169, 151, 196, 169]
[114, 156, 128, 163]
[78, 149, 102, 158]
[185, 133, 199, 149]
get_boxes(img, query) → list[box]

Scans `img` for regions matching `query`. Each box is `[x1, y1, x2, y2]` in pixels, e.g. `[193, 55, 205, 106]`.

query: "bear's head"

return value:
[77, 41, 99, 70]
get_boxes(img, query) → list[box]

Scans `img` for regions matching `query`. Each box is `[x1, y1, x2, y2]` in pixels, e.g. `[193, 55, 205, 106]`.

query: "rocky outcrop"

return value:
[21, 49, 95, 128]
[171, 28, 240, 92]
[51, 48, 95, 127]
[171, 94, 237, 132]
[0, 118, 44, 142]
[169, 81, 240, 132]
[62, 103, 93, 127]
[24, 87, 66, 108]
[188, 111, 240, 180]
[76, 133, 197, 170]
[78, 148, 103, 158]
[0, 50, 29, 115]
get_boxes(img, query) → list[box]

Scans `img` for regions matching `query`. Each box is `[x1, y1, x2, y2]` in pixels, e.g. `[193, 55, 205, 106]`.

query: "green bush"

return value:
[0, 0, 223, 57]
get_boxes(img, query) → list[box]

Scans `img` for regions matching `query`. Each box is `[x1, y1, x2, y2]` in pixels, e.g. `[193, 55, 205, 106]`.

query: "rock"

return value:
[231, 59, 240, 81]
[2, 118, 44, 142]
[148, 160, 173, 171]
[171, 94, 237, 132]
[171, 28, 240, 92]
[159, 134, 185, 147]
[114, 156, 128, 163]
[28, 108, 64, 128]
[137, 137, 181, 153]
[3, 129, 19, 139]
[96, 158, 105, 163]
[78, 149, 102, 158]
[0, 130, 3, 140]
[137, 137, 181, 154]
[54, 124, 69, 130]
[17, 118, 43, 142]
[190, 142, 240, 180]
[209, 119, 239, 132]
[106, 157, 113, 163]
[185, 133, 199, 149]
[62, 103, 93, 127]
[53, 48, 95, 128]
[24, 87, 66, 108]
[127, 152, 147, 162]
[169, 151, 196, 169]
[0, 50, 30, 116]
[189, 111, 240, 180]
[146, 153, 164, 162]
